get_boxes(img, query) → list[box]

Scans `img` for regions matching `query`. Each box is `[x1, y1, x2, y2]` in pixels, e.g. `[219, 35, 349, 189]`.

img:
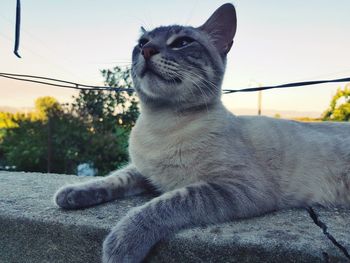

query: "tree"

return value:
[34, 96, 61, 120]
[0, 112, 18, 129]
[322, 84, 350, 121]
[0, 66, 139, 176]
[0, 97, 63, 172]
[73, 67, 138, 131]
[70, 66, 139, 175]
[1, 116, 48, 172]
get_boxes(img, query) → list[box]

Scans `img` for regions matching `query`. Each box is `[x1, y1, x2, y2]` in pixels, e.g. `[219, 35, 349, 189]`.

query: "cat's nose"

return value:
[141, 46, 159, 59]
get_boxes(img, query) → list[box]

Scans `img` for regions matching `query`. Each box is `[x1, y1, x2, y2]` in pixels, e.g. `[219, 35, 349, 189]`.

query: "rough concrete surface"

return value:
[0, 171, 349, 263]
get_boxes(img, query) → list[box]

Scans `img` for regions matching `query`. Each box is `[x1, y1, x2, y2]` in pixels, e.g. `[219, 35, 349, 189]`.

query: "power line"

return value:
[0, 72, 349, 94]
[222, 77, 350, 94]
[0, 72, 133, 92]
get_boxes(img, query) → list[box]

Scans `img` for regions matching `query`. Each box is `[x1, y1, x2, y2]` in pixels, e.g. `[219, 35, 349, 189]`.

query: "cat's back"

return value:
[237, 116, 350, 207]
[237, 115, 350, 172]
[303, 121, 350, 137]
[238, 115, 350, 141]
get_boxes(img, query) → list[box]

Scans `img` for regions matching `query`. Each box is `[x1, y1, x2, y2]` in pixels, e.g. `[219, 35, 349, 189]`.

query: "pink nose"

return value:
[141, 47, 159, 59]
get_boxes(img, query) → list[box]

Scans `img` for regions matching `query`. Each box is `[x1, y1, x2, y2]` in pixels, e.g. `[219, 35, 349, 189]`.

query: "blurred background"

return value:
[0, 0, 349, 175]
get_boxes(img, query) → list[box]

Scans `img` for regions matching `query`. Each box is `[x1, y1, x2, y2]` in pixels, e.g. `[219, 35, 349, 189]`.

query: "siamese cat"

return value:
[54, 3, 350, 263]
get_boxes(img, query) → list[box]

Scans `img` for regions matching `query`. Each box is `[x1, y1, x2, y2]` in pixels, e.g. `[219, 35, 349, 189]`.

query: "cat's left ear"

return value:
[198, 3, 237, 55]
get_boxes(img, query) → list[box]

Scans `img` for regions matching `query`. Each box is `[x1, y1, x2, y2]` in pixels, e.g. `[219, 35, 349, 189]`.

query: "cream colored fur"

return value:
[131, 102, 350, 208]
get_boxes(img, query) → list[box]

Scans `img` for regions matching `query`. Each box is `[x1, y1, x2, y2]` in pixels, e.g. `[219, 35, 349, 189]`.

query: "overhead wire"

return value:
[0, 72, 349, 94]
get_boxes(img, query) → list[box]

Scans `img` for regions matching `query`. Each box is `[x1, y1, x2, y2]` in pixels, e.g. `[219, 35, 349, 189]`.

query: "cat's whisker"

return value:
[180, 69, 220, 97]
[184, 65, 221, 84]
[181, 65, 218, 86]
[189, 81, 210, 114]
[178, 70, 211, 114]
[171, 71, 198, 105]
[189, 64, 223, 75]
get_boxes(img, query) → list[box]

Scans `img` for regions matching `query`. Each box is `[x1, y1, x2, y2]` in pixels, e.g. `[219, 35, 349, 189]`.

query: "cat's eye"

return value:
[138, 38, 149, 48]
[169, 37, 194, 49]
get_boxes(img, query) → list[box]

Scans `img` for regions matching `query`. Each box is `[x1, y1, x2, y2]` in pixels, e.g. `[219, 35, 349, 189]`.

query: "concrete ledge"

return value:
[0, 172, 349, 262]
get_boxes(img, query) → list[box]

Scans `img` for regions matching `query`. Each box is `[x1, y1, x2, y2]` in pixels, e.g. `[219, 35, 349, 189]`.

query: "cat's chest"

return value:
[129, 116, 211, 191]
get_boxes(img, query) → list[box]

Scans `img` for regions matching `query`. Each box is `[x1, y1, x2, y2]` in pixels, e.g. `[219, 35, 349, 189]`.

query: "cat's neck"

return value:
[133, 100, 235, 144]
[139, 99, 224, 119]
[136, 100, 231, 137]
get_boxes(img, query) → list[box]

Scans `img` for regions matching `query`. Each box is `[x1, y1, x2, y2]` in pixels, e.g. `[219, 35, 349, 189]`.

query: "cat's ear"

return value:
[198, 3, 237, 54]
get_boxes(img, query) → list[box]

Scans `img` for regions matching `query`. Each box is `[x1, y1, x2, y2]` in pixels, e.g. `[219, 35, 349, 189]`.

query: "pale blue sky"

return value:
[1, 0, 350, 116]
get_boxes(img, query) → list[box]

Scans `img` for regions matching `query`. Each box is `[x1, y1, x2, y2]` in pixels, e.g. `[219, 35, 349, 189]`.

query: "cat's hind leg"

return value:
[54, 164, 151, 209]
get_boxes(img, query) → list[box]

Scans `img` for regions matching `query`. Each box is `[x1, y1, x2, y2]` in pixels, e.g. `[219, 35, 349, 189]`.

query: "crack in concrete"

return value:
[307, 207, 350, 261]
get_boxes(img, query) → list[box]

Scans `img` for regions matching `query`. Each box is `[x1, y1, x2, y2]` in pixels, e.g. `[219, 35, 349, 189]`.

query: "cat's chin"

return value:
[137, 80, 181, 102]
[137, 80, 164, 99]
[140, 71, 182, 85]
[140, 67, 151, 78]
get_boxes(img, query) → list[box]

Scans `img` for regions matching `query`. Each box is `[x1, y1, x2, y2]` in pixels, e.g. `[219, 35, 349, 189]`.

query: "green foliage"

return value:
[34, 96, 61, 120]
[292, 117, 321, 122]
[1, 119, 47, 172]
[0, 97, 70, 172]
[0, 67, 139, 175]
[69, 66, 139, 174]
[322, 84, 350, 121]
[0, 112, 18, 129]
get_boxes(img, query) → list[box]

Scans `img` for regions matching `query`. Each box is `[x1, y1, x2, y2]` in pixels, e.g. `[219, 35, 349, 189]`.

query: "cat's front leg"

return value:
[54, 164, 150, 209]
[102, 179, 276, 263]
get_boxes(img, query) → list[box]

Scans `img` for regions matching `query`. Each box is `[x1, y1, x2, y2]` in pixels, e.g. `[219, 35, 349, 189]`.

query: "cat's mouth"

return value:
[140, 64, 154, 78]
[140, 63, 181, 83]
[140, 62, 162, 78]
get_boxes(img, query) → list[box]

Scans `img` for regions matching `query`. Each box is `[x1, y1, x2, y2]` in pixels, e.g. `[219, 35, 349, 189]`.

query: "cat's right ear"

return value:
[198, 3, 237, 55]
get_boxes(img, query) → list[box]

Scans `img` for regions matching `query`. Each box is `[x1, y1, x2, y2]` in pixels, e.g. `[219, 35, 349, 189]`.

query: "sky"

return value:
[1, 0, 350, 116]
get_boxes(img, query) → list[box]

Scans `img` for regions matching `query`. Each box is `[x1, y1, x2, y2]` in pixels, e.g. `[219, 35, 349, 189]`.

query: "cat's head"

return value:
[131, 3, 237, 111]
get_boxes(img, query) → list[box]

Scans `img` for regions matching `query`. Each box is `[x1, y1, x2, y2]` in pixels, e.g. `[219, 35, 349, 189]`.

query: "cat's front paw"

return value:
[54, 184, 106, 209]
[102, 215, 154, 263]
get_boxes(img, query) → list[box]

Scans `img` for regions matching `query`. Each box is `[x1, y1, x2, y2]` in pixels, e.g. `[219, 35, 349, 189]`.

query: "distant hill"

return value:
[0, 106, 33, 113]
[0, 105, 321, 119]
[228, 108, 322, 119]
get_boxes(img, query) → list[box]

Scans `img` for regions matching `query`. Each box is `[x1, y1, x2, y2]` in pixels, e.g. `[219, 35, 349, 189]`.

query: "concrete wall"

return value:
[0, 172, 349, 262]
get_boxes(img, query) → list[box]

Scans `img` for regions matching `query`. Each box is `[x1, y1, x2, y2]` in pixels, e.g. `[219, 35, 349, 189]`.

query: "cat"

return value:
[54, 3, 350, 263]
